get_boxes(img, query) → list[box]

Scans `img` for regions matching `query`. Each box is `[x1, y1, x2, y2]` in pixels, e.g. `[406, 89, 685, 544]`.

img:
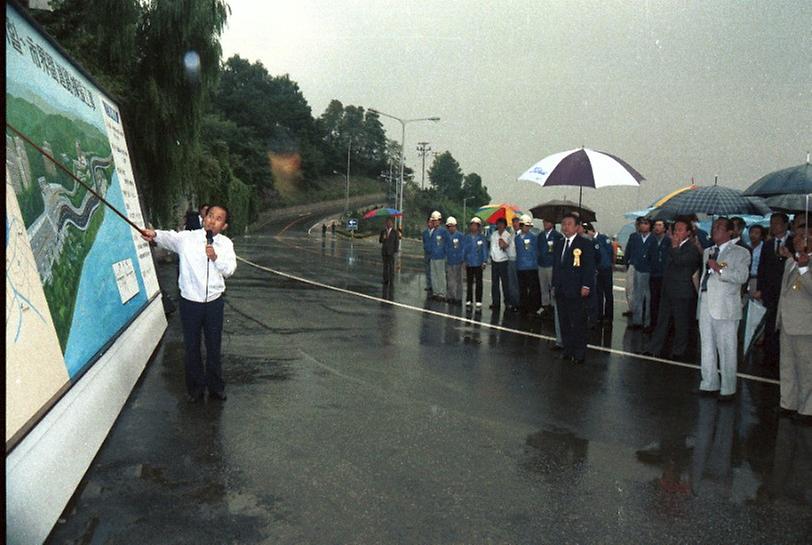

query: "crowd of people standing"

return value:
[395, 208, 810, 424]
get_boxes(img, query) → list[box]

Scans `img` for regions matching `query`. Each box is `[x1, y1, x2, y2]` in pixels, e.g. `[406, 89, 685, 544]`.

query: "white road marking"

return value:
[236, 255, 779, 387]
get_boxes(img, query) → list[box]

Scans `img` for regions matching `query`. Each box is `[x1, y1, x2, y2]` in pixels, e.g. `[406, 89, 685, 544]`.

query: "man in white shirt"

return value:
[489, 218, 512, 309]
[142, 205, 237, 403]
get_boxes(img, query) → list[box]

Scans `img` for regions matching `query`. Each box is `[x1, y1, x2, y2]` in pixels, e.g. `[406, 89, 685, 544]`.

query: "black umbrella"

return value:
[765, 193, 812, 214]
[529, 199, 597, 223]
[743, 156, 812, 197]
[649, 183, 771, 220]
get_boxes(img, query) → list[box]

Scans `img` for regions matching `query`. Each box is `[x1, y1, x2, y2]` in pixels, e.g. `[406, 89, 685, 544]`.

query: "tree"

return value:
[428, 151, 464, 201]
[462, 172, 491, 209]
[129, 0, 230, 223]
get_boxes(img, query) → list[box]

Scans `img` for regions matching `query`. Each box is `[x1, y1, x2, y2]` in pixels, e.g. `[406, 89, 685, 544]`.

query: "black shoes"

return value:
[694, 388, 720, 397]
[718, 393, 736, 402]
[792, 413, 812, 426]
[778, 407, 796, 418]
[209, 391, 227, 401]
[622, 310, 633, 317]
[548, 343, 563, 351]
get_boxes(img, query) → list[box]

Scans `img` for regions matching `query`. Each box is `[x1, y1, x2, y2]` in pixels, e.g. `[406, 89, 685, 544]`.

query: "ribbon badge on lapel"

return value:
[573, 248, 582, 267]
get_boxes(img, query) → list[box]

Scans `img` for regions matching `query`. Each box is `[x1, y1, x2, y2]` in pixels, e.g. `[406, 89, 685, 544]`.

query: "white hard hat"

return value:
[430, 211, 442, 220]
[519, 214, 533, 225]
[470, 217, 482, 225]
[446, 216, 457, 226]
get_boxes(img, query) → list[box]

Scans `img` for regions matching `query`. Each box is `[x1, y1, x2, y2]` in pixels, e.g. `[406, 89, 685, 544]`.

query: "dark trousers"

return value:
[466, 266, 483, 303]
[382, 254, 395, 284]
[424, 254, 432, 290]
[179, 296, 225, 397]
[517, 269, 541, 312]
[491, 261, 509, 306]
[648, 292, 694, 357]
[595, 268, 614, 321]
[763, 297, 780, 363]
[556, 294, 589, 361]
[650, 276, 663, 329]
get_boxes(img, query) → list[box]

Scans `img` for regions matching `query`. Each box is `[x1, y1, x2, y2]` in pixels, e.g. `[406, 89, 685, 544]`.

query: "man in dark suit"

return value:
[649, 219, 671, 333]
[379, 217, 401, 286]
[552, 213, 596, 364]
[184, 203, 208, 231]
[756, 212, 794, 364]
[645, 217, 702, 360]
[731, 217, 750, 251]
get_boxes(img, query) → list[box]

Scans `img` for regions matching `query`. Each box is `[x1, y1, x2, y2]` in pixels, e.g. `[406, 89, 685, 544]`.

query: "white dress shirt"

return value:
[490, 230, 512, 262]
[561, 234, 577, 261]
[154, 229, 237, 302]
[750, 241, 762, 277]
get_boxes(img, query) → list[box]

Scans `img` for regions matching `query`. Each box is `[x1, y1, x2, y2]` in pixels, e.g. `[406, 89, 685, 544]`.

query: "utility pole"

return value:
[416, 142, 431, 189]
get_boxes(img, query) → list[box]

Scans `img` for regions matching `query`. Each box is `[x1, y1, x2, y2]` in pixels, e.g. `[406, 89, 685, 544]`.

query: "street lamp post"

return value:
[345, 137, 351, 214]
[369, 109, 439, 230]
[463, 196, 472, 225]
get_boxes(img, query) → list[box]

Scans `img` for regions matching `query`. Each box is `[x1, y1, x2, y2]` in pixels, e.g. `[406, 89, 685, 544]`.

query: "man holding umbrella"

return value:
[552, 213, 596, 364]
[379, 217, 401, 287]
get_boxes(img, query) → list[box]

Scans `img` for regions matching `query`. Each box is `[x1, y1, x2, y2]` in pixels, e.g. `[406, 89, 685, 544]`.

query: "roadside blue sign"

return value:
[347, 218, 358, 231]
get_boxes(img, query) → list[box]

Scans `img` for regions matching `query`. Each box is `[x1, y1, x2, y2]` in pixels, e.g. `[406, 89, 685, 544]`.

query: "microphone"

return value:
[206, 230, 214, 245]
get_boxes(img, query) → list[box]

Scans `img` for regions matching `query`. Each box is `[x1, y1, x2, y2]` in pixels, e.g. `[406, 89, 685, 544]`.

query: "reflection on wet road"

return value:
[46, 210, 811, 545]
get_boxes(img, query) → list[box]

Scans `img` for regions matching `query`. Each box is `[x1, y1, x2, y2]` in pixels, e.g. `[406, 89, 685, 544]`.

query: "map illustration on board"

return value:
[5, 3, 160, 406]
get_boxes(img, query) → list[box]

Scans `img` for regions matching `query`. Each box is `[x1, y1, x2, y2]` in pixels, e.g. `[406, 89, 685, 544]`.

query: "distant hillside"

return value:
[270, 174, 387, 208]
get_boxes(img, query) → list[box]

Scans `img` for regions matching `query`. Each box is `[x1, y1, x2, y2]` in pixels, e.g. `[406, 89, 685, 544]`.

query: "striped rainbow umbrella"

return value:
[363, 207, 402, 219]
[474, 203, 524, 225]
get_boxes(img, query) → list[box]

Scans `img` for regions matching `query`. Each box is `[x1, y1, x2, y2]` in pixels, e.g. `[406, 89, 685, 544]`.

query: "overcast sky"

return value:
[220, 0, 811, 234]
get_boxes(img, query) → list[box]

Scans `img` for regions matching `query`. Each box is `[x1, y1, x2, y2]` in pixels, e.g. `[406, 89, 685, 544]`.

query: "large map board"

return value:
[5, 3, 162, 446]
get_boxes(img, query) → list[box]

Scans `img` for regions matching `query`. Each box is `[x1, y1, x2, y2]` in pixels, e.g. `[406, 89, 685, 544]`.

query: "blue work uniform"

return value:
[593, 233, 614, 322]
[422, 227, 434, 290]
[430, 227, 449, 260]
[463, 234, 488, 267]
[515, 231, 539, 271]
[446, 231, 465, 266]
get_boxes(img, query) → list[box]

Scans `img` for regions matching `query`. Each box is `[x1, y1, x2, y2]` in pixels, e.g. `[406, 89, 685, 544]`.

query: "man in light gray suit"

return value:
[697, 218, 751, 400]
[776, 225, 812, 424]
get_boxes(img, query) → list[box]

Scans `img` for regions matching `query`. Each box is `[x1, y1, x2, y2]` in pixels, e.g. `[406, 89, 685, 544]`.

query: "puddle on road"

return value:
[224, 355, 297, 384]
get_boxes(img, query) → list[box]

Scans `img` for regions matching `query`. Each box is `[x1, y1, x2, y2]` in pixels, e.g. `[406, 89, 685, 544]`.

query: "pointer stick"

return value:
[6, 122, 148, 237]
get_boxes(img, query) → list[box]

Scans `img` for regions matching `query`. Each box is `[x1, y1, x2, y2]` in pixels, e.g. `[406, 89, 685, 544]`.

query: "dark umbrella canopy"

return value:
[650, 185, 771, 219]
[765, 193, 812, 214]
[743, 161, 812, 197]
[529, 199, 597, 223]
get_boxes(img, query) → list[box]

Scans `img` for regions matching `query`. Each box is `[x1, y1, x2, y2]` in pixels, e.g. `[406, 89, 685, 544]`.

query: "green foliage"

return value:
[462, 172, 491, 210]
[318, 102, 390, 178]
[400, 162, 490, 238]
[428, 151, 464, 201]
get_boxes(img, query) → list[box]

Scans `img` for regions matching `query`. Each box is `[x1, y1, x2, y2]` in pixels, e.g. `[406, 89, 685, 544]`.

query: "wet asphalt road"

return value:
[45, 210, 811, 545]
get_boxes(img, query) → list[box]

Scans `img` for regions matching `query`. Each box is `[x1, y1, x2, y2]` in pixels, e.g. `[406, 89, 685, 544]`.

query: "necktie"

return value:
[775, 238, 780, 254]
[562, 238, 570, 263]
[701, 247, 719, 292]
